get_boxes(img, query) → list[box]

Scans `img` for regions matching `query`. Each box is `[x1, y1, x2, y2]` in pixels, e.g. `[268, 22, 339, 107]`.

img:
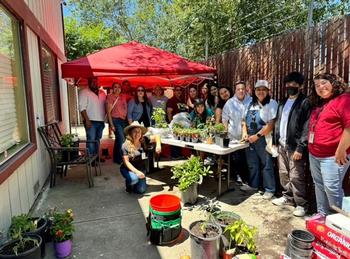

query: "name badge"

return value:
[309, 132, 315, 144]
[141, 152, 147, 160]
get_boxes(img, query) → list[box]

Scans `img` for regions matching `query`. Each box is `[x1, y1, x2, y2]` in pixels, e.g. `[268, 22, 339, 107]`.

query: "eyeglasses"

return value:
[137, 89, 145, 92]
[175, 89, 182, 92]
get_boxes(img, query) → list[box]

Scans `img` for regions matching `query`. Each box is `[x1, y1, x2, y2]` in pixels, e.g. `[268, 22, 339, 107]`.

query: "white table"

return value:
[161, 138, 248, 196]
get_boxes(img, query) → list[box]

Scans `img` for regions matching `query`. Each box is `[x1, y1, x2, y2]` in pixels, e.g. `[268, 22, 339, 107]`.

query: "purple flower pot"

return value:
[54, 239, 72, 258]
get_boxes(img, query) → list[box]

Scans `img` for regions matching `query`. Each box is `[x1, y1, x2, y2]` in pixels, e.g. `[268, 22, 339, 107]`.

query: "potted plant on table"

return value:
[171, 155, 212, 204]
[0, 230, 41, 259]
[191, 129, 200, 143]
[151, 108, 170, 137]
[223, 219, 258, 259]
[214, 123, 230, 148]
[60, 133, 79, 161]
[9, 214, 48, 258]
[49, 208, 75, 258]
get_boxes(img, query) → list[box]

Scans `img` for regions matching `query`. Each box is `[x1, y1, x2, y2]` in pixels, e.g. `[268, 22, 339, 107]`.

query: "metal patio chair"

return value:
[38, 122, 101, 188]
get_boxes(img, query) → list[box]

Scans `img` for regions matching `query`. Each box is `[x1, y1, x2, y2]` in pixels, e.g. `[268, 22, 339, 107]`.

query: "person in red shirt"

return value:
[166, 86, 186, 122]
[122, 80, 133, 102]
[107, 82, 128, 164]
[308, 73, 350, 215]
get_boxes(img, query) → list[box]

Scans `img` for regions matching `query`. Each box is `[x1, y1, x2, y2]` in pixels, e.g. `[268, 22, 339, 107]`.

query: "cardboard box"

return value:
[326, 213, 350, 237]
[312, 240, 345, 259]
[306, 217, 350, 258]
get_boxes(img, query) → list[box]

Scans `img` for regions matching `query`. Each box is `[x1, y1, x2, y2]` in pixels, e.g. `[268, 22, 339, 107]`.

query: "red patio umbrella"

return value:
[61, 41, 215, 88]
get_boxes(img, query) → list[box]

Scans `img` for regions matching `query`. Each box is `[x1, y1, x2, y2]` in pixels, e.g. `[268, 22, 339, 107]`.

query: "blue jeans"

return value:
[120, 167, 147, 194]
[112, 118, 126, 164]
[245, 137, 276, 193]
[85, 121, 105, 156]
[309, 154, 350, 215]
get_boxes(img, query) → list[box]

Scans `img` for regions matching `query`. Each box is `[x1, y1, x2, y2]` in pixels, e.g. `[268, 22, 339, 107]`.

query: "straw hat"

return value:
[124, 121, 147, 135]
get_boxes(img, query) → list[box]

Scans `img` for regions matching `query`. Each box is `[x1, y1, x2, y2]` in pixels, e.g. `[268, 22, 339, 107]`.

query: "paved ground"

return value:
[32, 127, 307, 259]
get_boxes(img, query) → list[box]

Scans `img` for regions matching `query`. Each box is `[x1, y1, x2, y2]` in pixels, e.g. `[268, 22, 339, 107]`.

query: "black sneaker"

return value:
[125, 185, 133, 193]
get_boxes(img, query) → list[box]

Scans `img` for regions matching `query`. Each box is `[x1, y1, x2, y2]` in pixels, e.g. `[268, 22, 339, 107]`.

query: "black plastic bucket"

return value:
[147, 194, 182, 245]
[285, 230, 315, 258]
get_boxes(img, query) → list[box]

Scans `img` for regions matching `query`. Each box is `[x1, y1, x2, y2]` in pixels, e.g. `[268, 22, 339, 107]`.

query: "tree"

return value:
[64, 17, 125, 60]
[64, 0, 350, 60]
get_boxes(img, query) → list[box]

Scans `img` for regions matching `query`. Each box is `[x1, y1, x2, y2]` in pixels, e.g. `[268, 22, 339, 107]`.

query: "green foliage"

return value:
[151, 108, 167, 128]
[64, 16, 124, 60]
[171, 155, 212, 191]
[224, 219, 257, 254]
[65, 0, 350, 60]
[9, 230, 39, 256]
[60, 133, 77, 147]
[214, 123, 226, 134]
[49, 208, 75, 242]
[9, 215, 37, 239]
[197, 197, 221, 222]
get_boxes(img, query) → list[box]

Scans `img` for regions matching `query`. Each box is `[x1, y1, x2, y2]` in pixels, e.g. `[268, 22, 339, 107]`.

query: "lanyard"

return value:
[310, 103, 328, 131]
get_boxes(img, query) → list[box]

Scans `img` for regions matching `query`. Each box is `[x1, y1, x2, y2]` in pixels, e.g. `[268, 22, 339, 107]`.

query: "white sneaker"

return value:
[235, 175, 243, 185]
[293, 206, 306, 217]
[240, 184, 258, 192]
[272, 196, 294, 206]
[262, 192, 274, 200]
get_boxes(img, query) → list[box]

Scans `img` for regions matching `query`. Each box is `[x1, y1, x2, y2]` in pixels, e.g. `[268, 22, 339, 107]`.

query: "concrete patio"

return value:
[32, 128, 306, 259]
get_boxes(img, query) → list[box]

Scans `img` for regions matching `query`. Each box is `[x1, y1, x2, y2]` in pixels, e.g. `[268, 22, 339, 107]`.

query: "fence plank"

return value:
[206, 15, 350, 101]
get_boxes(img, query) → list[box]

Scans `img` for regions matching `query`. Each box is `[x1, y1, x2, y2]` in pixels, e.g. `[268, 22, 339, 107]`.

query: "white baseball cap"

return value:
[254, 80, 270, 89]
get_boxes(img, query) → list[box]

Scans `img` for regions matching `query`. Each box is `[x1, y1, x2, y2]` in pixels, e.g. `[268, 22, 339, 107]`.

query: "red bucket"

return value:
[150, 194, 181, 213]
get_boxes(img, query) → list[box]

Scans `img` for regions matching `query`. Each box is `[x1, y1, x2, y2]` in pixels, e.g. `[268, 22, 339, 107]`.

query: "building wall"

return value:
[0, 0, 68, 233]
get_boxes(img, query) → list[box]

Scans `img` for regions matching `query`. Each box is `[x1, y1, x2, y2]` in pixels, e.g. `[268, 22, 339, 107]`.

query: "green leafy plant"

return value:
[171, 155, 212, 191]
[60, 133, 77, 147]
[49, 208, 75, 242]
[9, 214, 37, 239]
[214, 123, 226, 134]
[224, 219, 257, 254]
[8, 229, 39, 256]
[151, 107, 168, 128]
[213, 211, 240, 226]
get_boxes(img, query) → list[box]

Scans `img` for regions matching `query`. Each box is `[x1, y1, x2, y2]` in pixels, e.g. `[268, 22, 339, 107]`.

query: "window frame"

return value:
[0, 2, 37, 184]
[39, 40, 62, 124]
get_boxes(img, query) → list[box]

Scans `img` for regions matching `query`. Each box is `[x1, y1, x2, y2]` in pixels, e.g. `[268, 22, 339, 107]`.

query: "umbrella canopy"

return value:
[61, 41, 215, 88]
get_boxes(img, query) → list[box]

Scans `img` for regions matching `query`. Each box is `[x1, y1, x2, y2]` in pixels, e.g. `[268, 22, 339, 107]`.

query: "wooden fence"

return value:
[206, 15, 350, 101]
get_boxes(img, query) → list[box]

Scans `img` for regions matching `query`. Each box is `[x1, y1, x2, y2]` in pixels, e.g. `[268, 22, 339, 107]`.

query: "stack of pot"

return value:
[147, 194, 182, 245]
[285, 229, 315, 258]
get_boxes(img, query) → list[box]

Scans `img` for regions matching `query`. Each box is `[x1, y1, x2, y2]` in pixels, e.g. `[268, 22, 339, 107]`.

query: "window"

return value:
[40, 43, 61, 123]
[0, 5, 30, 165]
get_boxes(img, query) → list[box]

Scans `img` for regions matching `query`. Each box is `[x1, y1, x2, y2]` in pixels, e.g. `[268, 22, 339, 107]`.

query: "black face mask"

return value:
[286, 87, 299, 96]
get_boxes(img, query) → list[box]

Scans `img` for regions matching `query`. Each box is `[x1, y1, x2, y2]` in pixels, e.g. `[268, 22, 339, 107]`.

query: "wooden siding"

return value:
[0, 25, 54, 233]
[25, 0, 65, 56]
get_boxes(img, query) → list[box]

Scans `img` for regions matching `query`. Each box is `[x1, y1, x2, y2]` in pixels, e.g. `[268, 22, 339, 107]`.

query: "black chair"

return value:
[38, 122, 101, 188]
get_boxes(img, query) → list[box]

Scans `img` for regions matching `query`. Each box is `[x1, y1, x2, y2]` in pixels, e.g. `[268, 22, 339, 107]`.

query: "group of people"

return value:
[78, 72, 350, 217]
[220, 72, 350, 218]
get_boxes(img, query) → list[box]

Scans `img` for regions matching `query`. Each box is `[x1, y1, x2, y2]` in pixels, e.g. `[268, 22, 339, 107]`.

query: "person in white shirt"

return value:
[240, 80, 278, 200]
[222, 81, 252, 184]
[272, 72, 311, 217]
[79, 77, 106, 158]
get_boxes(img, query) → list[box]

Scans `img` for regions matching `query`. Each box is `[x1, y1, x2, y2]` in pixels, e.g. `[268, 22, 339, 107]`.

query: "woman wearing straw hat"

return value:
[120, 121, 149, 193]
